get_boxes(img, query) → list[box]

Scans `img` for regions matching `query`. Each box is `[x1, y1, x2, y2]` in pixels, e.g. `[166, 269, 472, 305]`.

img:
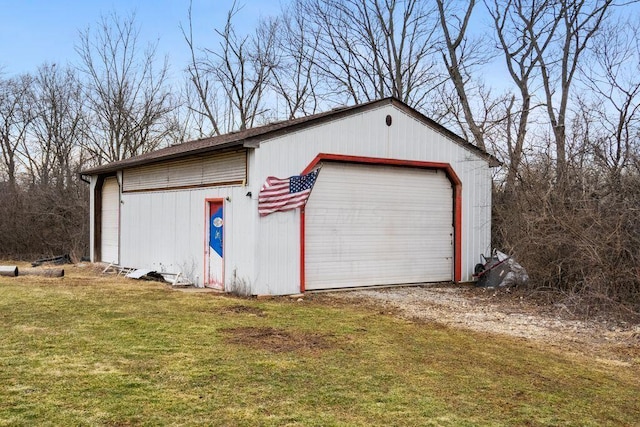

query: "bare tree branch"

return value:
[0, 74, 34, 190]
[76, 11, 176, 163]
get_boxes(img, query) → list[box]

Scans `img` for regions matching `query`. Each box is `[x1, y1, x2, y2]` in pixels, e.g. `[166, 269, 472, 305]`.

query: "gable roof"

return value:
[81, 97, 499, 175]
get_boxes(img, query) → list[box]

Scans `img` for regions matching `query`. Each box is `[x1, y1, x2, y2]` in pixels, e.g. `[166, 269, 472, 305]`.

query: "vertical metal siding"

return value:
[119, 184, 256, 289]
[254, 209, 299, 294]
[250, 104, 492, 294]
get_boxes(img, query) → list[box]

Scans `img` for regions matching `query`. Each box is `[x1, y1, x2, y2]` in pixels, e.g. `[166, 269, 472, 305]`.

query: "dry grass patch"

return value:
[222, 326, 335, 353]
[220, 304, 266, 317]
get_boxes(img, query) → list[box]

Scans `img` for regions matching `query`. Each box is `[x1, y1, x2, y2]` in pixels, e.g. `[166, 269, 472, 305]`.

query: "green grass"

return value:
[0, 266, 639, 426]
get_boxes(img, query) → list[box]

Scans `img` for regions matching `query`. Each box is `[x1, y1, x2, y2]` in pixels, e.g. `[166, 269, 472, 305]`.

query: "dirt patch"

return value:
[221, 305, 266, 317]
[222, 326, 333, 353]
[324, 284, 640, 365]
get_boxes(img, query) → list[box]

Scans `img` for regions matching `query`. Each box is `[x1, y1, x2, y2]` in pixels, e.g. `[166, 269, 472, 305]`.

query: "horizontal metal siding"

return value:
[123, 150, 246, 192]
[305, 163, 453, 289]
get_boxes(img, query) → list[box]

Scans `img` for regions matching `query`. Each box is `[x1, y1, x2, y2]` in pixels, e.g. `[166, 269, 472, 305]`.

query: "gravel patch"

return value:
[328, 284, 640, 365]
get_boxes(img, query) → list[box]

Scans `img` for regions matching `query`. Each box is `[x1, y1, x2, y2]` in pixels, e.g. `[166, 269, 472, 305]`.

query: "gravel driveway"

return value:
[326, 284, 640, 366]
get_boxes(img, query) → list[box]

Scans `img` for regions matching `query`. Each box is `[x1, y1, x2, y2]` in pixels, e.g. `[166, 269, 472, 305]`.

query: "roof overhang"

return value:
[81, 97, 501, 175]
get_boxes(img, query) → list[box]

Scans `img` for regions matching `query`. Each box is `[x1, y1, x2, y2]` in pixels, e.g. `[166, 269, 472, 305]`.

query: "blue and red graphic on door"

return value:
[209, 206, 223, 257]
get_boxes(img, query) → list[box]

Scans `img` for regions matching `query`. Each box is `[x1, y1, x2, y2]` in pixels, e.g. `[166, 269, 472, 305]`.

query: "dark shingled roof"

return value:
[81, 97, 499, 175]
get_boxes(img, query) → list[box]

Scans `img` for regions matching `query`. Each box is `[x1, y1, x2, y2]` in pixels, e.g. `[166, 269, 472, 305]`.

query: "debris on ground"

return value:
[0, 265, 64, 278]
[0, 266, 19, 277]
[121, 268, 193, 287]
[31, 254, 72, 267]
[474, 250, 529, 288]
[125, 269, 167, 282]
[19, 268, 64, 277]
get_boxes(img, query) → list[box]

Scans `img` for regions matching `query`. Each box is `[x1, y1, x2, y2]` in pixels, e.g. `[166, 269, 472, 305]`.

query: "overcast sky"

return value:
[0, 0, 280, 78]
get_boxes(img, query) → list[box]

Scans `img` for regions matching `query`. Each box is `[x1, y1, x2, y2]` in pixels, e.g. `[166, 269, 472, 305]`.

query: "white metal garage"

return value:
[304, 162, 454, 290]
[84, 97, 497, 295]
[100, 177, 120, 264]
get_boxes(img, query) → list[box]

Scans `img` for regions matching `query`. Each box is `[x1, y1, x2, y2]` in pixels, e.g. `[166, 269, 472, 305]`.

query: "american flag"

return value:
[258, 170, 319, 216]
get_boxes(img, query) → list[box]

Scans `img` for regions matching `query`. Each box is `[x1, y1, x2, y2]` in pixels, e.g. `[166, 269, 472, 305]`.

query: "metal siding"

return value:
[250, 104, 492, 293]
[107, 103, 491, 295]
[254, 209, 299, 295]
[119, 185, 256, 289]
[305, 163, 453, 290]
[101, 177, 120, 264]
[122, 151, 246, 192]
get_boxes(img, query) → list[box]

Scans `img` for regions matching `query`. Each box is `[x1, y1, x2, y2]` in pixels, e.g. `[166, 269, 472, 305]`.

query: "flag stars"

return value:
[258, 170, 320, 216]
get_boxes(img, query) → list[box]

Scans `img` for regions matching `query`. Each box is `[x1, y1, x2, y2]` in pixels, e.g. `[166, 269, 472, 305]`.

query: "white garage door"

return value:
[101, 177, 120, 264]
[305, 163, 453, 290]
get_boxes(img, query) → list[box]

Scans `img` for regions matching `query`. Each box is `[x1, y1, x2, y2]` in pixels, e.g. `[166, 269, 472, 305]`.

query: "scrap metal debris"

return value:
[125, 269, 167, 283]
[0, 266, 18, 277]
[474, 251, 529, 288]
[117, 267, 193, 287]
[31, 254, 72, 267]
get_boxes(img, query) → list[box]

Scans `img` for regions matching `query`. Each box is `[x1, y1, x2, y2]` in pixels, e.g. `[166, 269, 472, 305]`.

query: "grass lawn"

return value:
[0, 265, 639, 426]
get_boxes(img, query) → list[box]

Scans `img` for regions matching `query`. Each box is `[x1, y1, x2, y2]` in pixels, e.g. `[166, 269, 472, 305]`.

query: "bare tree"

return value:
[436, 0, 490, 150]
[0, 74, 34, 190]
[436, 0, 515, 153]
[298, 0, 442, 109]
[0, 65, 91, 260]
[76, 12, 176, 163]
[23, 63, 85, 191]
[529, 0, 614, 181]
[485, 0, 558, 191]
[579, 17, 640, 182]
[214, 11, 278, 131]
[271, 1, 322, 119]
[181, 1, 223, 137]
[183, 2, 277, 133]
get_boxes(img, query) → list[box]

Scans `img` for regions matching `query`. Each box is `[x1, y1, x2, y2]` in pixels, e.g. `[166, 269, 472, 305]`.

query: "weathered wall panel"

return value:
[123, 150, 246, 192]
[100, 177, 120, 264]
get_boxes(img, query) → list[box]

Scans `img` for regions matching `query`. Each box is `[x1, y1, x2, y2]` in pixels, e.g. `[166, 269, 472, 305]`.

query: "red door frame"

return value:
[204, 198, 225, 289]
[299, 153, 462, 292]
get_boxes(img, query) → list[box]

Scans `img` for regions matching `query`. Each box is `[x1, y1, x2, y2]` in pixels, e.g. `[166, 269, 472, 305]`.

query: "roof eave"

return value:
[81, 97, 500, 175]
[80, 140, 246, 175]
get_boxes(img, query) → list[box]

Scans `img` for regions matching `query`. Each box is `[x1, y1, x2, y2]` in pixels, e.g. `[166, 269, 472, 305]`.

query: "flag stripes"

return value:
[258, 170, 318, 216]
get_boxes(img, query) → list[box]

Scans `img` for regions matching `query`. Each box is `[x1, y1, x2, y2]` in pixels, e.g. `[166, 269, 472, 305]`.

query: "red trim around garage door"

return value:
[299, 153, 462, 292]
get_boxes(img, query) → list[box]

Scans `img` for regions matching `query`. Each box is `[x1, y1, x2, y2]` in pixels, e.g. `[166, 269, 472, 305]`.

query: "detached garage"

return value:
[82, 98, 497, 295]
